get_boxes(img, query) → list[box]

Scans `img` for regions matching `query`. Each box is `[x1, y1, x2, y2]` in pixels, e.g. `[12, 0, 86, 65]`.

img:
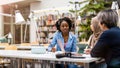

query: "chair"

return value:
[0, 43, 9, 66]
[5, 45, 17, 50]
[20, 43, 31, 46]
[0, 43, 9, 50]
[43, 44, 49, 46]
[31, 41, 39, 45]
[0, 43, 9, 46]
[0, 45, 18, 68]
[20, 43, 36, 67]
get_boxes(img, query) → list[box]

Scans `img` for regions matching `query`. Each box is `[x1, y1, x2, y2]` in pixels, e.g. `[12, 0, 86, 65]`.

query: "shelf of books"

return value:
[33, 12, 77, 44]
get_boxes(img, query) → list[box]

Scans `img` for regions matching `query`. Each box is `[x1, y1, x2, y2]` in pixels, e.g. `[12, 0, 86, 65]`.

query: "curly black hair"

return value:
[55, 17, 72, 32]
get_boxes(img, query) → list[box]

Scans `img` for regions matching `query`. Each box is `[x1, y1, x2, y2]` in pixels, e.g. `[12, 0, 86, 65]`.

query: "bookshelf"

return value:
[33, 12, 76, 44]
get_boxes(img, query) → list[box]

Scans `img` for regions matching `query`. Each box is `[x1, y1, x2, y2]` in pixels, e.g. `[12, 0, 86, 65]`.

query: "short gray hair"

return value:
[97, 9, 118, 28]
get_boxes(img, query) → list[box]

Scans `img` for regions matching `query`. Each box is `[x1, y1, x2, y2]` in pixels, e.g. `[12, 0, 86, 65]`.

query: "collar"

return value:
[59, 32, 73, 39]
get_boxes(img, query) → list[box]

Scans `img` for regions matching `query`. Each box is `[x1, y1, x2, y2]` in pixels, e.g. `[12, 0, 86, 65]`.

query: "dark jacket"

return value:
[91, 27, 120, 67]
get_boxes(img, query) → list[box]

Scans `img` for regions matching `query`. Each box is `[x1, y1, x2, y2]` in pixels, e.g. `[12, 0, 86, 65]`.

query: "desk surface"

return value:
[0, 45, 48, 50]
[0, 50, 98, 63]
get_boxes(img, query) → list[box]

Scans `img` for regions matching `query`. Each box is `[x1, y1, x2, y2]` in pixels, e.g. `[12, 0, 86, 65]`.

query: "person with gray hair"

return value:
[91, 9, 120, 68]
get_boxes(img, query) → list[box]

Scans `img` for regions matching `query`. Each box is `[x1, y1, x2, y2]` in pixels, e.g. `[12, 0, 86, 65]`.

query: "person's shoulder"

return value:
[69, 32, 77, 38]
[90, 34, 94, 37]
[102, 29, 112, 36]
[105, 27, 120, 33]
[102, 27, 120, 36]
[111, 27, 120, 31]
[88, 34, 94, 39]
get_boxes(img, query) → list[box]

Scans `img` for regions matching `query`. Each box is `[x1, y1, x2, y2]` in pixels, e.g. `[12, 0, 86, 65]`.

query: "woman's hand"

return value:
[84, 48, 91, 54]
[51, 47, 56, 52]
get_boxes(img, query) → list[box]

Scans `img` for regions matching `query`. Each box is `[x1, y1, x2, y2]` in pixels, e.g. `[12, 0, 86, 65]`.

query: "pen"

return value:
[85, 45, 88, 49]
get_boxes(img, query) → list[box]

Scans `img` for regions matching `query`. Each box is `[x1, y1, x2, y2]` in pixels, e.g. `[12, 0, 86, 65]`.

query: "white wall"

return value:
[30, 0, 72, 10]
[0, 0, 24, 5]
[0, 6, 3, 37]
[30, 0, 74, 16]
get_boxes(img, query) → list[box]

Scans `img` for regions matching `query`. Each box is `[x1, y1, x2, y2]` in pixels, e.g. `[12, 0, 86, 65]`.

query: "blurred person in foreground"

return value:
[91, 9, 120, 68]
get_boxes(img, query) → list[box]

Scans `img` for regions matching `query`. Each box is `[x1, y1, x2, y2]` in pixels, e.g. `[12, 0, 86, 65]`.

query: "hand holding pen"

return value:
[84, 45, 91, 54]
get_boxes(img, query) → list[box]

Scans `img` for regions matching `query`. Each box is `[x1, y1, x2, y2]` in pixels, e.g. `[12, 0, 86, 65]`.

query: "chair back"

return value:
[20, 43, 31, 46]
[31, 41, 39, 45]
[0, 43, 9, 46]
[5, 45, 17, 50]
[43, 44, 49, 46]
